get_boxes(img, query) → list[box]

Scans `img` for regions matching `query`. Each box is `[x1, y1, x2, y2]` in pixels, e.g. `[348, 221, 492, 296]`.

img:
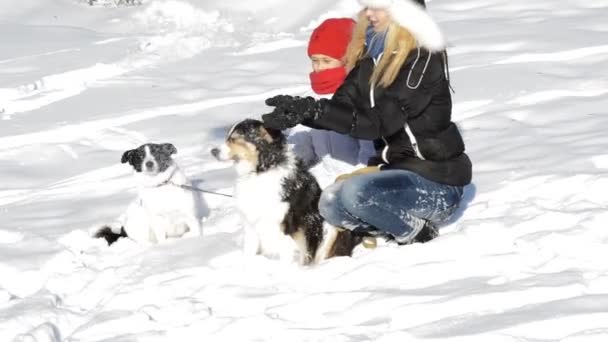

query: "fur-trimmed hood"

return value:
[358, 0, 445, 51]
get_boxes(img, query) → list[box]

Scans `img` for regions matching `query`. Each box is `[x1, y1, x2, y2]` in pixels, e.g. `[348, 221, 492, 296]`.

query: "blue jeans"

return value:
[319, 170, 464, 240]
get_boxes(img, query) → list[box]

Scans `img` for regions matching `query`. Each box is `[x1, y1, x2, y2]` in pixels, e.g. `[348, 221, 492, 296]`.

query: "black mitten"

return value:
[262, 95, 322, 130]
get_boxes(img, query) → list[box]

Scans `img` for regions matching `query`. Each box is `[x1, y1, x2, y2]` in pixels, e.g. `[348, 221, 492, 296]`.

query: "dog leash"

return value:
[171, 182, 234, 198]
[154, 167, 234, 198]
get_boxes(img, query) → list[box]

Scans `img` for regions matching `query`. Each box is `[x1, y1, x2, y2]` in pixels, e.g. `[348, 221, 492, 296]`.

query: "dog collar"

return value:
[152, 166, 179, 188]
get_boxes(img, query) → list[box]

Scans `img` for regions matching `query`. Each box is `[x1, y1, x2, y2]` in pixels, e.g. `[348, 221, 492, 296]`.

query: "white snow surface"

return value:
[1, 0, 608, 341]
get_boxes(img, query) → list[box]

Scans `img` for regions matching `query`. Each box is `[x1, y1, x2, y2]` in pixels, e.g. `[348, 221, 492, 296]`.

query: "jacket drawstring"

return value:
[406, 47, 432, 90]
[443, 50, 455, 94]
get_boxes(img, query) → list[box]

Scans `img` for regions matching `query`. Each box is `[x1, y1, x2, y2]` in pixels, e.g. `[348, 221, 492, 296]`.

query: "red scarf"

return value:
[309, 67, 347, 95]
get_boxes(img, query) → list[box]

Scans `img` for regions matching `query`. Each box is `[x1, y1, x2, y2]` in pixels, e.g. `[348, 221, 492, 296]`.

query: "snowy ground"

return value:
[1, 0, 608, 341]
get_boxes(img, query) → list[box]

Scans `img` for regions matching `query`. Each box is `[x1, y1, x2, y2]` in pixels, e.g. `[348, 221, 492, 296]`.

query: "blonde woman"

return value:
[262, 0, 471, 244]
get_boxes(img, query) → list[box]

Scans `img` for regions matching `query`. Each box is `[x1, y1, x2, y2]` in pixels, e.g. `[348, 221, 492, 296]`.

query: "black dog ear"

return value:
[161, 143, 177, 155]
[264, 126, 282, 139]
[261, 124, 285, 144]
[121, 150, 134, 164]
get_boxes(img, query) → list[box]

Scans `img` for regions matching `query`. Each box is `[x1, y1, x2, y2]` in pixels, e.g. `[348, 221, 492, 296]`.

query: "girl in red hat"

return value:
[287, 18, 375, 189]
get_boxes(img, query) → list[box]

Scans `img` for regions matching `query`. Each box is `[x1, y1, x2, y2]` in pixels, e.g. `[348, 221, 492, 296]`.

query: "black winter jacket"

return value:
[305, 48, 472, 186]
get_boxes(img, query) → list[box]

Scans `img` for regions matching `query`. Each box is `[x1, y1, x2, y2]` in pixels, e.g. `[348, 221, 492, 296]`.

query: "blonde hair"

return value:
[345, 10, 417, 88]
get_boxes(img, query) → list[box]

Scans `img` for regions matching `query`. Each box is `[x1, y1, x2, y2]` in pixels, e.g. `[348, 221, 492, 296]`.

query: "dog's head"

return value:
[210, 119, 287, 174]
[121, 143, 177, 175]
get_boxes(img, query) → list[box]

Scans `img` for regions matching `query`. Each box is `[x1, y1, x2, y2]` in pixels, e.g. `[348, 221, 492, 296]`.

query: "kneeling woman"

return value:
[262, 0, 471, 244]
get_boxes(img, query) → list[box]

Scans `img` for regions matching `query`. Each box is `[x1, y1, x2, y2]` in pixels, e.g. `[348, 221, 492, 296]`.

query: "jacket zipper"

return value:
[405, 124, 425, 160]
[381, 137, 389, 163]
[372, 52, 427, 162]
[371, 54, 390, 163]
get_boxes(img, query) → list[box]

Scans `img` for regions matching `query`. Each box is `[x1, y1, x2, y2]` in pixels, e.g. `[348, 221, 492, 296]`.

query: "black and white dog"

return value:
[211, 119, 360, 265]
[95, 143, 204, 245]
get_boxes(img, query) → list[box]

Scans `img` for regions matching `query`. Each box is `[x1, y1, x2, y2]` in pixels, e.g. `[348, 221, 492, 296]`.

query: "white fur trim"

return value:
[358, 0, 445, 51]
[358, 0, 393, 6]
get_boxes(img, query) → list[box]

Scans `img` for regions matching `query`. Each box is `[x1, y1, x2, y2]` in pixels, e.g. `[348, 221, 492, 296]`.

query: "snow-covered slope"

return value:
[1, 0, 607, 341]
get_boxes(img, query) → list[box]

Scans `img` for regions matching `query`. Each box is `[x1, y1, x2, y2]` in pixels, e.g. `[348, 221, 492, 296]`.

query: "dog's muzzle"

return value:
[210, 147, 220, 159]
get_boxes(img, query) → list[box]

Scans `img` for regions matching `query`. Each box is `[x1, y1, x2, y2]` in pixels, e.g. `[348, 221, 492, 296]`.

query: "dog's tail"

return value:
[94, 226, 128, 245]
[315, 224, 363, 263]
[329, 229, 363, 258]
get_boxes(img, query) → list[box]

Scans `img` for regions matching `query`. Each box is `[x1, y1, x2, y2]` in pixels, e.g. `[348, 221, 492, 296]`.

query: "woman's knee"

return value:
[318, 183, 344, 221]
[319, 180, 370, 225]
[337, 177, 375, 215]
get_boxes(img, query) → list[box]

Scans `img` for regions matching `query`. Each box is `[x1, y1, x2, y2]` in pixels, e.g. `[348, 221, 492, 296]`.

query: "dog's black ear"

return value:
[121, 150, 134, 164]
[161, 143, 177, 155]
[262, 125, 285, 144]
[260, 123, 282, 139]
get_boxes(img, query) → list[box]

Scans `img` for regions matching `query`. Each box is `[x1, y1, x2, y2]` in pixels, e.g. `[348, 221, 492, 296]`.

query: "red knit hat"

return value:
[307, 18, 356, 60]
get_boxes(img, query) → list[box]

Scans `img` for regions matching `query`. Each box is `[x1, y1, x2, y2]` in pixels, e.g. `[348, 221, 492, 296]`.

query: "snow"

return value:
[1, 0, 608, 341]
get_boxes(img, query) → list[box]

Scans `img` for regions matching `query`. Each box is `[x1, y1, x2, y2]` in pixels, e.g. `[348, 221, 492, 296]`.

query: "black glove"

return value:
[261, 95, 323, 130]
